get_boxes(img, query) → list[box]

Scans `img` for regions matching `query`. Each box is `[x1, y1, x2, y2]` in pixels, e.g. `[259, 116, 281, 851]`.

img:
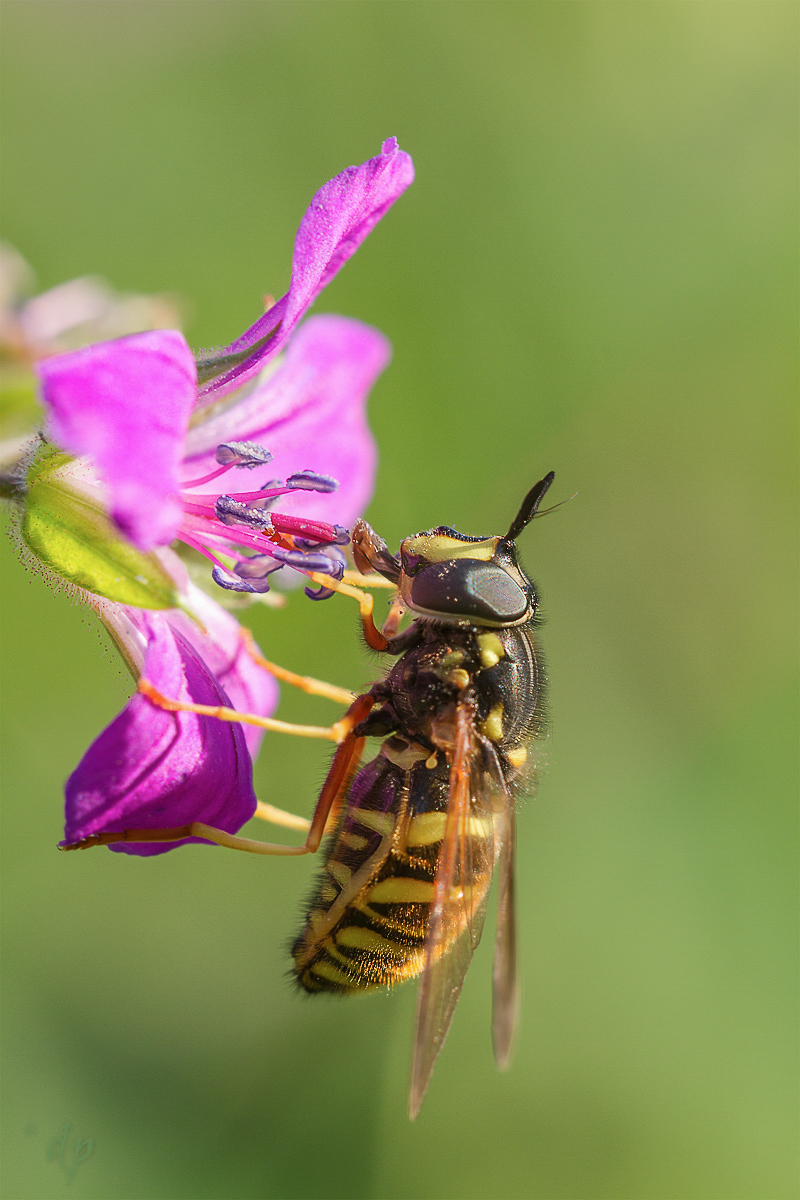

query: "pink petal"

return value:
[183, 315, 386, 530]
[166, 584, 279, 759]
[37, 330, 197, 551]
[63, 614, 258, 857]
[197, 138, 413, 401]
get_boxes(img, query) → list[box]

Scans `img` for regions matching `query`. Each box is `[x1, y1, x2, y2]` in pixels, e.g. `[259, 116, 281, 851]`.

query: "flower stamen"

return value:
[175, 442, 350, 596]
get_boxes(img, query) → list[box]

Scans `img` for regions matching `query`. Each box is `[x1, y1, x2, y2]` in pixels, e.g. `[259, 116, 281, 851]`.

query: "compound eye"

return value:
[409, 559, 530, 623]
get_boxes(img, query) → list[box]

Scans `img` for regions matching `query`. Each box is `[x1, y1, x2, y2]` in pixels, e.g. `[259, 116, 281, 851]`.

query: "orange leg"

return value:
[240, 628, 355, 705]
[307, 571, 391, 651]
[340, 570, 397, 589]
[60, 694, 375, 856]
[253, 802, 310, 832]
[137, 679, 353, 743]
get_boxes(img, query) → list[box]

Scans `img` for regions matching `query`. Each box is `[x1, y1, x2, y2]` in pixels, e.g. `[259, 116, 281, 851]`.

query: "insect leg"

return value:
[340, 570, 397, 589]
[138, 679, 354, 743]
[240, 628, 356, 705]
[60, 824, 314, 856]
[307, 571, 391, 651]
[253, 802, 311, 832]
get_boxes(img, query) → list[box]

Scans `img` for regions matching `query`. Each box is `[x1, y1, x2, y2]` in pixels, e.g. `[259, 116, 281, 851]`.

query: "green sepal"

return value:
[21, 450, 179, 609]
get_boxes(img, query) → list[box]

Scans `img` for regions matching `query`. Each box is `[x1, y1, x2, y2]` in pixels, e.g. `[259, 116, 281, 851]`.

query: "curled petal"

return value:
[184, 315, 385, 530]
[63, 614, 260, 856]
[197, 138, 413, 400]
[37, 330, 197, 551]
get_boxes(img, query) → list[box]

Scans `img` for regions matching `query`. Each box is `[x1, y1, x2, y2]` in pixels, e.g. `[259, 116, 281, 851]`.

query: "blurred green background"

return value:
[1, 3, 796, 1198]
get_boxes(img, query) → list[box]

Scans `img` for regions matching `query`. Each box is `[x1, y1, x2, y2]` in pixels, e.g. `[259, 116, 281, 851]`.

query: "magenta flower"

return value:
[36, 138, 413, 595]
[64, 589, 278, 856]
[39, 139, 414, 856]
[39, 315, 389, 597]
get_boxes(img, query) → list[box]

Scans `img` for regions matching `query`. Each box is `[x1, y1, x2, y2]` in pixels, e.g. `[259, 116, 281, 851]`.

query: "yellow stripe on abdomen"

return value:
[336, 926, 406, 954]
[368, 878, 435, 905]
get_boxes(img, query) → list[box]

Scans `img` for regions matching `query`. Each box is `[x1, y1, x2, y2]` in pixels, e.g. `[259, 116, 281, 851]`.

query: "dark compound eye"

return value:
[409, 559, 530, 623]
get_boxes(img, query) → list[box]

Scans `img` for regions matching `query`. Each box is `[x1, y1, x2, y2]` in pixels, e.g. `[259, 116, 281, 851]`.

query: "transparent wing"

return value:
[481, 738, 519, 1071]
[408, 699, 505, 1120]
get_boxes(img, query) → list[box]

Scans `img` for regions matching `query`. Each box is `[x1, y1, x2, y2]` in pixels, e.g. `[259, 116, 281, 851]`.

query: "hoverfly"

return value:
[292, 471, 554, 1116]
[66, 472, 555, 1119]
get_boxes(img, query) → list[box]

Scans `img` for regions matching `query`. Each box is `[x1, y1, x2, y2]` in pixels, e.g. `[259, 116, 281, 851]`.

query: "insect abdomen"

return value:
[292, 753, 493, 994]
[295, 878, 432, 994]
[292, 753, 436, 993]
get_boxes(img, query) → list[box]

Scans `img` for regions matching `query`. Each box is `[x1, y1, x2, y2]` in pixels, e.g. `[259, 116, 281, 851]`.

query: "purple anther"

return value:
[305, 583, 335, 600]
[269, 548, 343, 576]
[291, 528, 347, 549]
[214, 495, 274, 531]
[215, 441, 273, 469]
[211, 566, 261, 593]
[304, 551, 345, 600]
[286, 470, 339, 494]
[233, 555, 284, 581]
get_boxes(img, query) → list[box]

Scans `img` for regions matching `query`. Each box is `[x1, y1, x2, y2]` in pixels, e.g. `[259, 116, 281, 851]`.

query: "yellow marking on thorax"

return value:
[480, 702, 504, 743]
[440, 649, 464, 669]
[448, 668, 470, 690]
[320, 882, 337, 903]
[368, 878, 435, 904]
[478, 632, 505, 669]
[506, 745, 528, 769]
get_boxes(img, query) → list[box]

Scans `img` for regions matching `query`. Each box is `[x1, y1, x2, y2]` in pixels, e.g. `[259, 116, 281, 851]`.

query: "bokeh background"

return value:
[1, 3, 796, 1198]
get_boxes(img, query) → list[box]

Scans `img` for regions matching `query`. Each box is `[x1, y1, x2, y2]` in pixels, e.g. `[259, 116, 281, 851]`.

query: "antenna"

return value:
[506, 471, 555, 541]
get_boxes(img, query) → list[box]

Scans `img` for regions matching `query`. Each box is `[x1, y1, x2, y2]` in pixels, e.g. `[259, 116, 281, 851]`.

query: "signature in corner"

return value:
[47, 1123, 94, 1185]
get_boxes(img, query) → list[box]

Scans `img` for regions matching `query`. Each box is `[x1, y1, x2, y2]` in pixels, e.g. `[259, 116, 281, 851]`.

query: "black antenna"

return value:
[506, 471, 555, 541]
